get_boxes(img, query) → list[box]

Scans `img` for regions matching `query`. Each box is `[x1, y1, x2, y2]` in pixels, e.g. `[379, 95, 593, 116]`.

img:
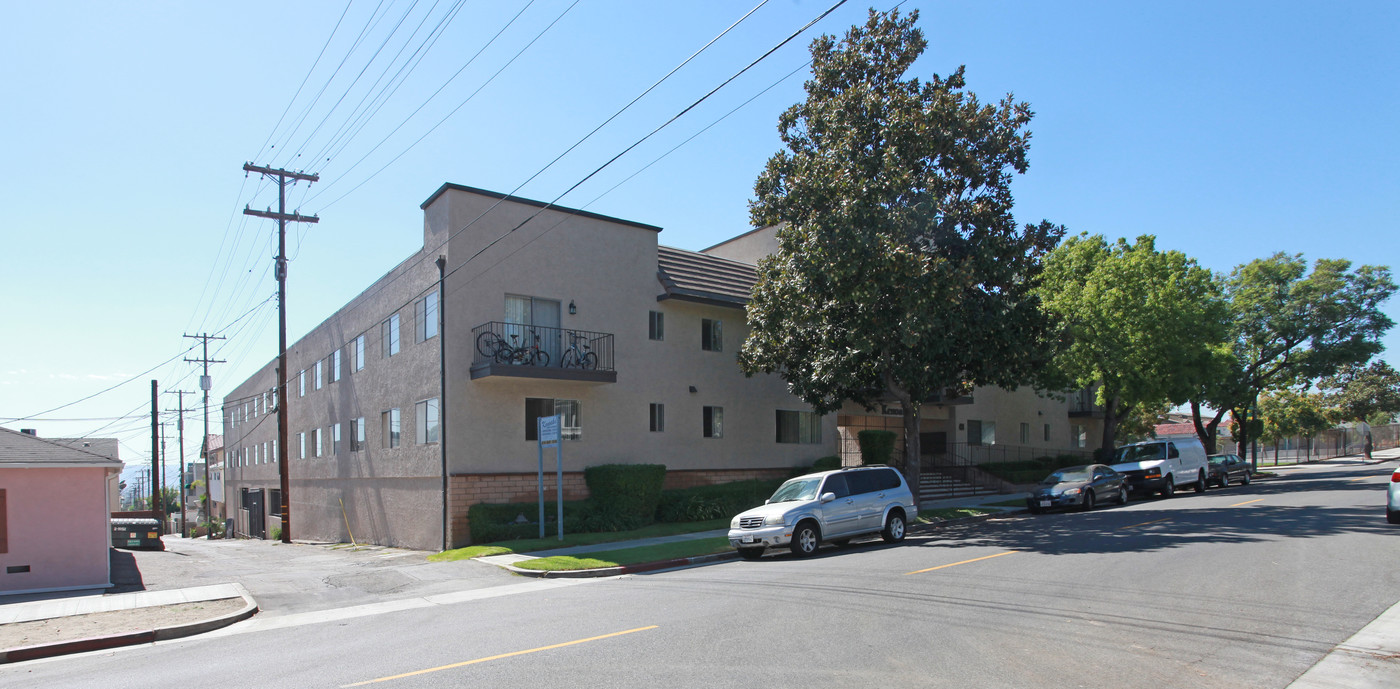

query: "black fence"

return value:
[471, 321, 615, 372]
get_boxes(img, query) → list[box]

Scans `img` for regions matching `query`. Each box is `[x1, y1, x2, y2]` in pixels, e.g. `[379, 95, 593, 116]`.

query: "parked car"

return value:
[727, 465, 918, 559]
[1208, 453, 1252, 487]
[1110, 437, 1209, 497]
[1026, 464, 1129, 513]
[1388, 465, 1400, 524]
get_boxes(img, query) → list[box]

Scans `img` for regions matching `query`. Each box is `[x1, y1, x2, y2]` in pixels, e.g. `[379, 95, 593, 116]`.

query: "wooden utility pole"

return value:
[168, 390, 194, 537]
[184, 334, 225, 535]
[150, 380, 163, 527]
[243, 163, 318, 544]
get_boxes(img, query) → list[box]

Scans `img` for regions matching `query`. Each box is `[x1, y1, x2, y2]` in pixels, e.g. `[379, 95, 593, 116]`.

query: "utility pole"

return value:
[167, 390, 194, 538]
[184, 334, 225, 536]
[150, 380, 163, 528]
[243, 162, 318, 544]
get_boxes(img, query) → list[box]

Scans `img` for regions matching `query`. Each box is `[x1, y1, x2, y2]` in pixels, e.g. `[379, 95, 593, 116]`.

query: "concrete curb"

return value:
[501, 551, 740, 578]
[0, 583, 258, 664]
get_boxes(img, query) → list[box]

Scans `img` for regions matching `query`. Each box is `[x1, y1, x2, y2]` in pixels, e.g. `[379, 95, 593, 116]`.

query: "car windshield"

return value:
[769, 477, 821, 503]
[1043, 470, 1092, 484]
[1115, 443, 1165, 463]
[1208, 456, 1226, 465]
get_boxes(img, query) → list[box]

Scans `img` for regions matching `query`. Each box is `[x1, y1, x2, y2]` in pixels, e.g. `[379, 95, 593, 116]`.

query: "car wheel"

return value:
[1242, 472, 1251, 486]
[1218, 475, 1229, 488]
[738, 547, 765, 560]
[1389, 508, 1400, 525]
[790, 521, 820, 557]
[1195, 472, 1207, 493]
[1081, 490, 1096, 512]
[1161, 477, 1175, 498]
[882, 511, 907, 543]
[1118, 485, 1129, 505]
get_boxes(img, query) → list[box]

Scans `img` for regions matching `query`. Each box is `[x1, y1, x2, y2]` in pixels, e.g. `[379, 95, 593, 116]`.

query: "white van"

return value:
[1110, 437, 1209, 497]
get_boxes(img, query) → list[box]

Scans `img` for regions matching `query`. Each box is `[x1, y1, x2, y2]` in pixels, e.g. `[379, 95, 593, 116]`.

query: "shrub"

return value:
[655, 479, 786, 523]
[270, 526, 283, 541]
[857, 430, 897, 466]
[468, 500, 592, 543]
[584, 464, 667, 531]
[810, 455, 843, 472]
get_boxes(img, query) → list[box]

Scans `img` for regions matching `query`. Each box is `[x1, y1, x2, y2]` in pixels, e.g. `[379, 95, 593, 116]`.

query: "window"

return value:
[354, 335, 365, 371]
[271, 439, 277, 463]
[416, 291, 439, 342]
[314, 359, 323, 390]
[271, 390, 278, 412]
[982, 421, 996, 445]
[525, 398, 580, 441]
[263, 441, 270, 464]
[1044, 424, 1051, 442]
[1071, 424, 1087, 448]
[329, 350, 342, 383]
[703, 406, 723, 438]
[776, 410, 821, 444]
[382, 314, 401, 357]
[299, 370, 306, 397]
[650, 403, 664, 432]
[351, 417, 365, 451]
[333, 423, 342, 454]
[382, 409, 401, 448]
[298, 432, 306, 460]
[1020, 422, 1030, 444]
[1, 489, 8, 554]
[649, 311, 664, 341]
[701, 319, 722, 351]
[416, 398, 440, 444]
[312, 428, 322, 457]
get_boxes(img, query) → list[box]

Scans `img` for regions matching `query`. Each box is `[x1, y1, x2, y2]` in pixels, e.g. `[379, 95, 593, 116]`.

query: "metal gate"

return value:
[242, 488, 265, 539]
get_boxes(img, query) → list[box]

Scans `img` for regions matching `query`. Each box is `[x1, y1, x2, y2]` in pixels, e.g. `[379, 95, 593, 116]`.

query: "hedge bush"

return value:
[857, 430, 897, 466]
[979, 454, 1091, 484]
[584, 463, 667, 531]
[655, 479, 785, 523]
[467, 500, 592, 544]
[810, 455, 843, 472]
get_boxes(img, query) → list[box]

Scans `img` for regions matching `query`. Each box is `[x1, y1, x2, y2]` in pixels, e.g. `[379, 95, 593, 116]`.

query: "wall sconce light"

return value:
[568, 300, 577, 315]
[958, 423, 965, 430]
[689, 386, 697, 393]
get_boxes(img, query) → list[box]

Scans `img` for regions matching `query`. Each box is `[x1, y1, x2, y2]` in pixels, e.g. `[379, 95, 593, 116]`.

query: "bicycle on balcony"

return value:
[560, 330, 598, 370]
[476, 328, 549, 367]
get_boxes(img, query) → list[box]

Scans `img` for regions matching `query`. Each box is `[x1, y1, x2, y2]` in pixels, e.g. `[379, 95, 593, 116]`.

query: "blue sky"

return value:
[1, 1, 1396, 483]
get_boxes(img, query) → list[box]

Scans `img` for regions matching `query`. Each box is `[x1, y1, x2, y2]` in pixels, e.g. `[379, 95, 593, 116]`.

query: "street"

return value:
[6, 459, 1397, 688]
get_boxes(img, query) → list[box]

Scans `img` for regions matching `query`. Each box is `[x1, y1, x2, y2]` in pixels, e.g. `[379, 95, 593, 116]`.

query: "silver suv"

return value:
[727, 466, 918, 559]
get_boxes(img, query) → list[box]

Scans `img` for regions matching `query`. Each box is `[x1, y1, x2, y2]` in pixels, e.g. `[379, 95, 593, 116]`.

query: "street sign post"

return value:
[537, 415, 563, 540]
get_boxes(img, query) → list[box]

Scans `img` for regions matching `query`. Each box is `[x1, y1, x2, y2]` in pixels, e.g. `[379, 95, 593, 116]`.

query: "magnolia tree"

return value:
[739, 9, 1060, 498]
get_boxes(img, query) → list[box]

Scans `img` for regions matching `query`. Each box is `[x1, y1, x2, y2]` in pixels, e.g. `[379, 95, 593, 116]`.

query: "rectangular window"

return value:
[299, 370, 306, 397]
[1020, 422, 1030, 444]
[314, 359, 323, 390]
[701, 319, 722, 351]
[1071, 424, 1087, 448]
[776, 410, 822, 444]
[332, 423, 342, 454]
[1044, 423, 1051, 442]
[271, 439, 277, 463]
[264, 441, 270, 464]
[416, 398, 440, 444]
[649, 311, 664, 341]
[382, 409, 401, 448]
[298, 432, 306, 460]
[650, 403, 664, 432]
[271, 390, 278, 412]
[354, 335, 365, 371]
[982, 421, 996, 446]
[382, 314, 401, 358]
[703, 406, 724, 438]
[351, 417, 365, 451]
[330, 350, 342, 383]
[312, 428, 322, 457]
[416, 291, 439, 342]
[1, 489, 8, 554]
[524, 398, 580, 441]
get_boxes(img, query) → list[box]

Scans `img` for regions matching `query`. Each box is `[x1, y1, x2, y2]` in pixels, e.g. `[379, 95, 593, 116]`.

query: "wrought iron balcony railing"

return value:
[470, 321, 615, 382]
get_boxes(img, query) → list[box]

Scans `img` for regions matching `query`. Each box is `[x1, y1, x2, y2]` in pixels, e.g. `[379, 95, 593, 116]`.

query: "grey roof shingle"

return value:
[0, 427, 125, 468]
[656, 246, 757, 308]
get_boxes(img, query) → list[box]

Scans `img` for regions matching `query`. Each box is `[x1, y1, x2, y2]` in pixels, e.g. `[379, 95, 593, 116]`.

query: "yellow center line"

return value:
[905, 551, 1015, 575]
[1351, 477, 1371, 482]
[342, 626, 659, 687]
[1230, 498, 1265, 507]
[1117, 517, 1171, 530]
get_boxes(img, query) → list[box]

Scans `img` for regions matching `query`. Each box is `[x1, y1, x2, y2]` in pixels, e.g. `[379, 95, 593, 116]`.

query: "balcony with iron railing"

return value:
[1068, 388, 1105, 418]
[469, 321, 616, 383]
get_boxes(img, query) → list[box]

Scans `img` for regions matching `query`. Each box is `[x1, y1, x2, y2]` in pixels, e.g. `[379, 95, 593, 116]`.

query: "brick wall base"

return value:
[446, 467, 793, 547]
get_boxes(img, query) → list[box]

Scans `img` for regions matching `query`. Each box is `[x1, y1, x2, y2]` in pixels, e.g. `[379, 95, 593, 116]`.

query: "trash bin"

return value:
[111, 518, 165, 550]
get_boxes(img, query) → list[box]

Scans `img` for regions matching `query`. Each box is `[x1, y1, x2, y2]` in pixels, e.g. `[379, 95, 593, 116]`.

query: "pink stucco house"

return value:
[1, 427, 123, 596]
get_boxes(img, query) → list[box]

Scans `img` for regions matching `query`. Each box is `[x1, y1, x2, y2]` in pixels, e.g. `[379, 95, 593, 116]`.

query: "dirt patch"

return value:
[0, 598, 246, 650]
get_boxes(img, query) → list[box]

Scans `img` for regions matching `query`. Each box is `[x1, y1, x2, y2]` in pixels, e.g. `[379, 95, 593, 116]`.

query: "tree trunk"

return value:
[1099, 394, 1124, 461]
[1191, 400, 1225, 455]
[903, 400, 922, 508]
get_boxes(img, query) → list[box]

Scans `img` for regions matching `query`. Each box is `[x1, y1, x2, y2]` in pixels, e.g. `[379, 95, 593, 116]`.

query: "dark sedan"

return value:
[1027, 464, 1129, 513]
[1208, 453, 1252, 488]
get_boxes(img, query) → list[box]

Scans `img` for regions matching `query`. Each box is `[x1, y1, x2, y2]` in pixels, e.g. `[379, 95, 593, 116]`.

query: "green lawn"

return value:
[513, 537, 733, 572]
[428, 518, 730, 562]
[917, 507, 997, 523]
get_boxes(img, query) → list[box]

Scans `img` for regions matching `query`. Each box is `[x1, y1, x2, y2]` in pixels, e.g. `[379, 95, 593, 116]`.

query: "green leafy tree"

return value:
[1319, 361, 1400, 424]
[1037, 234, 1226, 457]
[1191, 254, 1395, 455]
[738, 9, 1060, 497]
[1259, 389, 1332, 461]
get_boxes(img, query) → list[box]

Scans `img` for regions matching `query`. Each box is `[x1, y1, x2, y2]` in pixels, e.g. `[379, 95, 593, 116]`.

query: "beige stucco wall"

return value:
[701, 224, 781, 264]
[0, 467, 112, 594]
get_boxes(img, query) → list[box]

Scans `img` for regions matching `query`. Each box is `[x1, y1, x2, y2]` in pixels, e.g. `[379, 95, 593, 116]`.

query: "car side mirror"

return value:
[764, 499, 771, 505]
[820, 492, 836, 503]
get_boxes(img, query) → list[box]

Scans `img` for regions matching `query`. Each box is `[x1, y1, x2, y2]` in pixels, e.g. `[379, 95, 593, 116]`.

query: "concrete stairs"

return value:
[919, 469, 998, 503]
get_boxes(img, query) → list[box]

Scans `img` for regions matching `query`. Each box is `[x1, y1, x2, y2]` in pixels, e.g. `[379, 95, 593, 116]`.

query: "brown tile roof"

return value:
[0, 427, 125, 468]
[656, 246, 756, 308]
